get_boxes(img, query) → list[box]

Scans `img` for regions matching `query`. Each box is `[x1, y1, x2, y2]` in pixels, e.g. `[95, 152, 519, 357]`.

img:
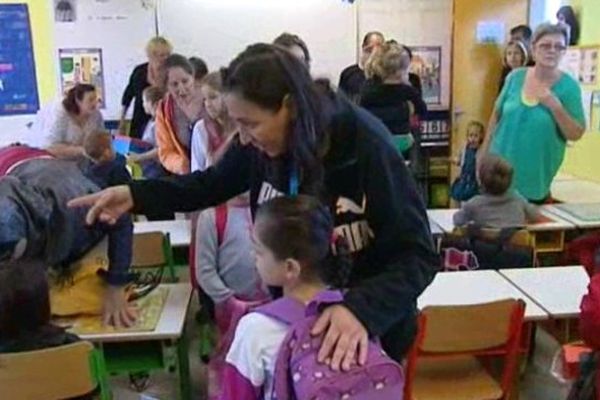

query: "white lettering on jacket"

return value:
[257, 182, 284, 205]
[334, 196, 374, 253]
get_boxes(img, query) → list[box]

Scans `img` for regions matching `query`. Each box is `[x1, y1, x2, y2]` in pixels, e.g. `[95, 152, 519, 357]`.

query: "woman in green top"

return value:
[482, 23, 586, 203]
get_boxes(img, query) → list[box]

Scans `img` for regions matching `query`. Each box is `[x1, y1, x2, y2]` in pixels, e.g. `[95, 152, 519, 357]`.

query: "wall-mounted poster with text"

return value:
[0, 4, 39, 116]
[409, 46, 442, 105]
[59, 48, 105, 108]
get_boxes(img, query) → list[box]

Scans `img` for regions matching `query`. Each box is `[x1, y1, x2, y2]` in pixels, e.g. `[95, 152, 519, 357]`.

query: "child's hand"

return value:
[102, 285, 138, 328]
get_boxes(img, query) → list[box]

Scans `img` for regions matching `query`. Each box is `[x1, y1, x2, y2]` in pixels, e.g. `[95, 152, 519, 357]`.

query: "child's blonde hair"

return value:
[364, 41, 411, 81]
[467, 120, 485, 143]
[84, 130, 112, 161]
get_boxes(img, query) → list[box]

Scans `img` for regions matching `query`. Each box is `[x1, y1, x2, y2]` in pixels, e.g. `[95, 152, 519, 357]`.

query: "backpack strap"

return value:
[215, 204, 228, 247]
[254, 289, 344, 325]
[256, 290, 344, 400]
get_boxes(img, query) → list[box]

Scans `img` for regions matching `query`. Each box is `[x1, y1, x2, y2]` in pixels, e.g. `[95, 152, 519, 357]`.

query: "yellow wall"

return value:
[559, 0, 600, 182]
[0, 0, 56, 104]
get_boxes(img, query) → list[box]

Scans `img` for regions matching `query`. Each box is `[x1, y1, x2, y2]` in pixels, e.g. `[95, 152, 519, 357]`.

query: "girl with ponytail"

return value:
[222, 195, 355, 398]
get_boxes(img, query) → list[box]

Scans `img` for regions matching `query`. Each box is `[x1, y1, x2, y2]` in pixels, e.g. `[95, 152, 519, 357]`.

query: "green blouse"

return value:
[490, 68, 585, 201]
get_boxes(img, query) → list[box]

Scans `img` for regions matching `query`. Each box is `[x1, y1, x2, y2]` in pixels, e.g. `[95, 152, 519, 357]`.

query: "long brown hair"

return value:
[62, 84, 96, 115]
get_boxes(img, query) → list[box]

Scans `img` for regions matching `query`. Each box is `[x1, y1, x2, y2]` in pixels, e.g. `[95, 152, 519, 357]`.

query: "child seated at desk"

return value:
[0, 259, 80, 353]
[80, 130, 131, 188]
[453, 154, 540, 229]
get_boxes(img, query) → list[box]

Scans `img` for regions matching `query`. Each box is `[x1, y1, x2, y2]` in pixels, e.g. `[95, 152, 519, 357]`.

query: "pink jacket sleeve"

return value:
[580, 274, 600, 350]
[219, 363, 262, 400]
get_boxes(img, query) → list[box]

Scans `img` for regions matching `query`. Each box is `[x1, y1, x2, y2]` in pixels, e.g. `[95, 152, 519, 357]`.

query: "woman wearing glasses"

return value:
[481, 23, 585, 204]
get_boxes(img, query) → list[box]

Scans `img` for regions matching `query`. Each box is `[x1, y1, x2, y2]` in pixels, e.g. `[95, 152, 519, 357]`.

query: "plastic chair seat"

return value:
[413, 356, 503, 400]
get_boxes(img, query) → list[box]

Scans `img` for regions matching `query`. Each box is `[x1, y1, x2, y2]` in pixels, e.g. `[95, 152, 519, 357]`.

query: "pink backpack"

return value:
[255, 290, 405, 400]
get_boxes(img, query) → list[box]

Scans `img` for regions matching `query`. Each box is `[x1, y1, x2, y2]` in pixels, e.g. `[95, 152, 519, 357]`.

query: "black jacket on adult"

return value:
[338, 64, 365, 102]
[360, 82, 427, 136]
[130, 96, 439, 357]
[121, 63, 152, 139]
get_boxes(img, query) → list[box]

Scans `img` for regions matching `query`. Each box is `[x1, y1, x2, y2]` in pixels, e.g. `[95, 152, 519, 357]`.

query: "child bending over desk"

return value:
[80, 130, 131, 188]
[453, 154, 540, 229]
[0, 259, 80, 353]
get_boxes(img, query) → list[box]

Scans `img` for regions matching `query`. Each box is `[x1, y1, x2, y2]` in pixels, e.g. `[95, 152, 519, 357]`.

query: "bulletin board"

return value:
[560, 45, 600, 132]
[0, 4, 39, 116]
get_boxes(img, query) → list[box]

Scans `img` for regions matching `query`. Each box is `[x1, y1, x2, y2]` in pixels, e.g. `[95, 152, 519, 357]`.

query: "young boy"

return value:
[453, 154, 540, 228]
[81, 130, 131, 188]
[128, 86, 166, 179]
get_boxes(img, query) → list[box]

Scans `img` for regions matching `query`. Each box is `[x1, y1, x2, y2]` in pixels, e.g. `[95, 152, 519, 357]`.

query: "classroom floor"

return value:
[109, 291, 572, 400]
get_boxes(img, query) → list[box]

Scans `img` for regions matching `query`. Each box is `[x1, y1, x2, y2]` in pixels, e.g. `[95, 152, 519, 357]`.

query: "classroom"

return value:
[0, 0, 599, 399]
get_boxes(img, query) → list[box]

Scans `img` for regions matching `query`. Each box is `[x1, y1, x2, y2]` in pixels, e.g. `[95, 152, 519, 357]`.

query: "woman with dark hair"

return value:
[557, 5, 580, 46]
[155, 54, 208, 174]
[273, 32, 311, 69]
[70, 43, 438, 365]
[338, 31, 385, 102]
[40, 83, 104, 159]
[119, 36, 173, 138]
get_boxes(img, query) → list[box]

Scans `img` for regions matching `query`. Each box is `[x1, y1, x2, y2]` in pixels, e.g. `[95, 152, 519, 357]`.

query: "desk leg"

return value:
[94, 343, 112, 400]
[176, 336, 192, 400]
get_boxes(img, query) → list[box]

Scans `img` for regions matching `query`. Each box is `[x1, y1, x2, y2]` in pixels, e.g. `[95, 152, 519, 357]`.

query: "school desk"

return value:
[134, 220, 191, 247]
[551, 178, 600, 204]
[418, 270, 548, 321]
[546, 203, 600, 230]
[79, 283, 193, 400]
[499, 266, 589, 342]
[428, 217, 444, 237]
[426, 207, 576, 254]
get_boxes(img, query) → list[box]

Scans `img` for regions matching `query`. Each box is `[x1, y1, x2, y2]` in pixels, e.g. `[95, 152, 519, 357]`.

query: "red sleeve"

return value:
[219, 363, 262, 400]
[580, 274, 600, 350]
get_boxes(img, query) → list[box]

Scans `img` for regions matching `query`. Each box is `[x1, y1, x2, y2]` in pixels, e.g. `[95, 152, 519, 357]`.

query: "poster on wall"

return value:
[560, 46, 599, 86]
[59, 48, 105, 107]
[409, 46, 442, 105]
[0, 4, 40, 116]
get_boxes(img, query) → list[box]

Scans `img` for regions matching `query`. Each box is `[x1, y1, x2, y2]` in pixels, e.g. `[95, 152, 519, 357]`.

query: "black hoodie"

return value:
[130, 97, 439, 340]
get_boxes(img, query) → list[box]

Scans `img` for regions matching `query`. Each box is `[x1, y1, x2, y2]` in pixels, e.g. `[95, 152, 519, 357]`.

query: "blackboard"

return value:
[0, 4, 39, 116]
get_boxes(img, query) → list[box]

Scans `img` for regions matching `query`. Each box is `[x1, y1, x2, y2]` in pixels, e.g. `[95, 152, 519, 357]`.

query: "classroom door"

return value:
[451, 0, 529, 177]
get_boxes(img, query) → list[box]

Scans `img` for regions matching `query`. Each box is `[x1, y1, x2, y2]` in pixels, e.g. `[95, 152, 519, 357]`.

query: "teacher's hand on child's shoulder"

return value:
[68, 185, 134, 225]
[312, 304, 369, 372]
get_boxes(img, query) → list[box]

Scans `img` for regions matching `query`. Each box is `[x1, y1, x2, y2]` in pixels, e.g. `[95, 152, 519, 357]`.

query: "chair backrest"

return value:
[405, 299, 525, 399]
[131, 231, 168, 268]
[0, 341, 97, 399]
[453, 226, 533, 248]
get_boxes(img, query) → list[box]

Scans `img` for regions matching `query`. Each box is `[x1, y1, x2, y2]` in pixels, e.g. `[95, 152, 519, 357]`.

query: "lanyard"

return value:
[289, 166, 299, 196]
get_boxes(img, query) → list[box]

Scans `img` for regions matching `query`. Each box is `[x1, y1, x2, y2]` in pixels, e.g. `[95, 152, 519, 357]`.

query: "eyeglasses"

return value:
[537, 43, 567, 52]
